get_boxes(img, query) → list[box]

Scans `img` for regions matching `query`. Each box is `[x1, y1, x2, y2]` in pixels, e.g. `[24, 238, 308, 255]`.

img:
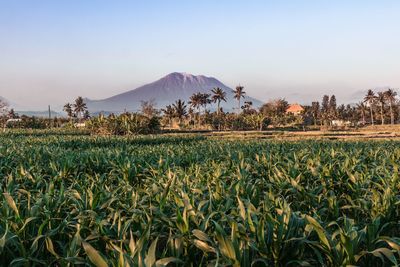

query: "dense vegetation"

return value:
[2, 88, 399, 134]
[87, 113, 161, 135]
[1, 132, 400, 266]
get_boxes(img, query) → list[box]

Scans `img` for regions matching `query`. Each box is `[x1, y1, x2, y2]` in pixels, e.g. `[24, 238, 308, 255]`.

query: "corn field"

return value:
[1, 132, 400, 266]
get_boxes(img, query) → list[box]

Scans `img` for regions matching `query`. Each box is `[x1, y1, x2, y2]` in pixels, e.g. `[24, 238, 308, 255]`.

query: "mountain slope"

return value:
[0, 96, 8, 104]
[86, 72, 263, 112]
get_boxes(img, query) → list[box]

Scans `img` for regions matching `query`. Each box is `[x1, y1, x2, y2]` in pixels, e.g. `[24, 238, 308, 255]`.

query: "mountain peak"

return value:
[165, 72, 197, 78]
[157, 72, 216, 89]
[86, 73, 262, 112]
[166, 72, 185, 76]
[163, 72, 207, 81]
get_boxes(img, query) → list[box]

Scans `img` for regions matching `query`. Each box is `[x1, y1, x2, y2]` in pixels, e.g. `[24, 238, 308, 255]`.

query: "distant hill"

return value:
[86, 72, 263, 113]
[16, 110, 62, 118]
[0, 96, 9, 104]
[0, 96, 63, 117]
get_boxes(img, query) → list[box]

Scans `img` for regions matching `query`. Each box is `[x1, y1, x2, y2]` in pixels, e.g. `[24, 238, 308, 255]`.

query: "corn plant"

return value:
[0, 132, 400, 266]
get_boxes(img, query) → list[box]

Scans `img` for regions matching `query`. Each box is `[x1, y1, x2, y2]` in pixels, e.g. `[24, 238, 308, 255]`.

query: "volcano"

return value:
[85, 72, 262, 113]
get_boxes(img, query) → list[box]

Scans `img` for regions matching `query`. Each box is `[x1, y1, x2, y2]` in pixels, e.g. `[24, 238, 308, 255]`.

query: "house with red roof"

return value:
[286, 104, 304, 115]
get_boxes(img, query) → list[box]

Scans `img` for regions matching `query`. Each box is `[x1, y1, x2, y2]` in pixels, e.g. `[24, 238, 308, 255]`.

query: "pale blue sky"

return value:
[0, 0, 399, 109]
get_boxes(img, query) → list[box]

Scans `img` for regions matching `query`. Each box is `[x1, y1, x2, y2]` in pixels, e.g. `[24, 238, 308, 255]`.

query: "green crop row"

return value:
[0, 134, 399, 266]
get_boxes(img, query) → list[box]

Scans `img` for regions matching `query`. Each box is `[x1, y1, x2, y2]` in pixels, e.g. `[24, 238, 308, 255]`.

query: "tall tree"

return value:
[329, 95, 337, 120]
[161, 105, 175, 127]
[73, 97, 88, 120]
[336, 104, 346, 120]
[384, 88, 397, 125]
[347, 105, 358, 124]
[234, 85, 246, 114]
[63, 103, 73, 120]
[356, 102, 367, 125]
[172, 99, 187, 125]
[377, 92, 386, 125]
[189, 93, 201, 114]
[364, 89, 376, 125]
[259, 99, 289, 126]
[276, 99, 289, 115]
[211, 87, 227, 115]
[188, 107, 195, 125]
[311, 101, 320, 126]
[321, 95, 330, 125]
[189, 93, 202, 126]
[200, 93, 211, 113]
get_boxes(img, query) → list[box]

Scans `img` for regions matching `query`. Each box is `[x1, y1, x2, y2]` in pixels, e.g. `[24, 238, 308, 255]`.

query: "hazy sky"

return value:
[0, 0, 399, 109]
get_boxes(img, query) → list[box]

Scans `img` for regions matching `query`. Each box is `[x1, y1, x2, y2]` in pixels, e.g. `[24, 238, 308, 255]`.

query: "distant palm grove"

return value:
[1, 87, 399, 134]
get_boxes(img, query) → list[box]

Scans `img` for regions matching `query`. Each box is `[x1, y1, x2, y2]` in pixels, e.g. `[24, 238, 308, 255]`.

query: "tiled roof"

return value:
[286, 104, 304, 113]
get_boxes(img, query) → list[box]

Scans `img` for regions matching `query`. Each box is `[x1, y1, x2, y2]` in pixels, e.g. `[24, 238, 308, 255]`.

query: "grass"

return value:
[1, 131, 400, 266]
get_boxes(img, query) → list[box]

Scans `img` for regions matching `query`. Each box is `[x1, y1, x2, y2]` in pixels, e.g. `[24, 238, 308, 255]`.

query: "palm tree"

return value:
[321, 95, 330, 125]
[200, 93, 211, 113]
[173, 99, 187, 125]
[328, 95, 337, 120]
[234, 85, 246, 114]
[73, 96, 88, 120]
[356, 102, 367, 125]
[189, 93, 201, 113]
[63, 103, 73, 120]
[211, 87, 227, 115]
[377, 92, 386, 125]
[162, 105, 175, 127]
[189, 93, 202, 126]
[364, 89, 376, 125]
[384, 88, 397, 125]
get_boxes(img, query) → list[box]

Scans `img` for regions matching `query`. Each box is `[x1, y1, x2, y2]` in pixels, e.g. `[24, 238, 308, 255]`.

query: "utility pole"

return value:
[48, 105, 52, 128]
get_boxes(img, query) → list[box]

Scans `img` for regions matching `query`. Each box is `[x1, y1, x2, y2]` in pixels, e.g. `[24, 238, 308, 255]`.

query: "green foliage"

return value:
[0, 134, 400, 265]
[2, 116, 70, 129]
[87, 113, 161, 135]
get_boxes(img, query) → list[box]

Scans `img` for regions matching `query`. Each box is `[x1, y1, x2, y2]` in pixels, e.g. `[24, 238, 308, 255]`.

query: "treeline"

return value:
[0, 96, 89, 129]
[306, 89, 398, 126]
[1, 116, 70, 129]
[0, 108, 71, 129]
[63, 96, 90, 121]
[1, 87, 399, 134]
[85, 86, 305, 134]
[87, 113, 161, 135]
[86, 86, 299, 134]
[157, 87, 400, 132]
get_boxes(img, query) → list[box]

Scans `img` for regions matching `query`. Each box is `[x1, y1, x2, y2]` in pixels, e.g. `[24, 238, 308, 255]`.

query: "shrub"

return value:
[87, 113, 160, 135]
